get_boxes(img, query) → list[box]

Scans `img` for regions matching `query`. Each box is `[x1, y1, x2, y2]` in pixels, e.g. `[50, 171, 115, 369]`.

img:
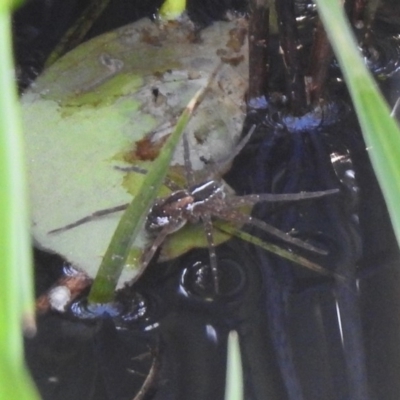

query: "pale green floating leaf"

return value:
[21, 17, 248, 287]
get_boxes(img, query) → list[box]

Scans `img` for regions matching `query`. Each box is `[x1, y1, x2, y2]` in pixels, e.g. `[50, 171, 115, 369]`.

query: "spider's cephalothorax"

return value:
[146, 180, 226, 234]
[145, 189, 193, 234]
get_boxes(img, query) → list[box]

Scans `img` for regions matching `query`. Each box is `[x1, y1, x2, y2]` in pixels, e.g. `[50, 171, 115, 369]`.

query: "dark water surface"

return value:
[16, 1, 400, 399]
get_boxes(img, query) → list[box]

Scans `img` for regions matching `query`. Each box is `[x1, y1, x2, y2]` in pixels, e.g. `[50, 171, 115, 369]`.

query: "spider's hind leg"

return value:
[114, 165, 182, 192]
[226, 188, 339, 208]
[215, 208, 328, 255]
[182, 131, 196, 186]
[200, 125, 257, 180]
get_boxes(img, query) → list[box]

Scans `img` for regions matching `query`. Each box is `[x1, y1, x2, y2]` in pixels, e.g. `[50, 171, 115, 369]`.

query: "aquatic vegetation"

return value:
[0, 2, 39, 400]
[51, 126, 337, 299]
[22, 16, 249, 288]
[9, 0, 400, 399]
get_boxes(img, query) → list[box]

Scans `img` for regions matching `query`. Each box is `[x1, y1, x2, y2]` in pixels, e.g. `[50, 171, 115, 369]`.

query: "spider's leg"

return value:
[199, 125, 257, 181]
[211, 124, 257, 178]
[130, 226, 173, 285]
[226, 188, 339, 208]
[214, 209, 328, 255]
[201, 213, 219, 293]
[48, 203, 129, 234]
[140, 228, 172, 271]
[182, 132, 196, 186]
[115, 165, 148, 175]
[114, 165, 182, 192]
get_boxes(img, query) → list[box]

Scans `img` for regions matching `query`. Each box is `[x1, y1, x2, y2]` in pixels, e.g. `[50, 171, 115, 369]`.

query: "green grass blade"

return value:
[314, 0, 400, 249]
[88, 69, 219, 304]
[0, 7, 40, 400]
[0, 0, 23, 12]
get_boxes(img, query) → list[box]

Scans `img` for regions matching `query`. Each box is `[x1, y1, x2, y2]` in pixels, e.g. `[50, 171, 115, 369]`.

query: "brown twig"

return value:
[307, 19, 333, 104]
[248, 0, 270, 102]
[275, 0, 306, 113]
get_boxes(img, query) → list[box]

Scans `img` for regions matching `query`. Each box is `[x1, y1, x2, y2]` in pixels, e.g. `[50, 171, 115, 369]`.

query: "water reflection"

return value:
[224, 95, 368, 400]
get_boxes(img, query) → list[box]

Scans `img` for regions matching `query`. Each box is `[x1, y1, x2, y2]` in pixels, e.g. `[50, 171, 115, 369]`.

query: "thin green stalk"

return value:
[0, 3, 39, 399]
[225, 331, 244, 400]
[314, 0, 400, 249]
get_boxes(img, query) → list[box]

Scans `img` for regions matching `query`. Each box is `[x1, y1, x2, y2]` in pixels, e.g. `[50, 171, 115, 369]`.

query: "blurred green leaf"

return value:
[159, 0, 186, 20]
[0, 0, 24, 12]
[315, 0, 400, 248]
[0, 9, 39, 400]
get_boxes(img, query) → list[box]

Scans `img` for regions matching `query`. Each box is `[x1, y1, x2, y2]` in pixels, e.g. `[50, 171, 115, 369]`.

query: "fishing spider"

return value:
[50, 127, 338, 293]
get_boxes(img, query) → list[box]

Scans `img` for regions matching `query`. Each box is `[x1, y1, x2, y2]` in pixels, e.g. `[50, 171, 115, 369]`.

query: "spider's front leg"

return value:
[132, 226, 172, 284]
[48, 167, 186, 235]
[48, 203, 129, 234]
[131, 209, 190, 285]
[220, 187, 339, 254]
